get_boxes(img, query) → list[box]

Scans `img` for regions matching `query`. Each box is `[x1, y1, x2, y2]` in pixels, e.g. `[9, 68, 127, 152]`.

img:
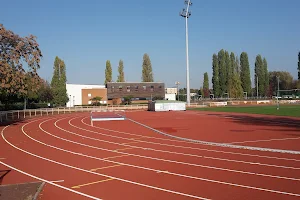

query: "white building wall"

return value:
[165, 88, 178, 94]
[165, 93, 176, 101]
[66, 84, 105, 107]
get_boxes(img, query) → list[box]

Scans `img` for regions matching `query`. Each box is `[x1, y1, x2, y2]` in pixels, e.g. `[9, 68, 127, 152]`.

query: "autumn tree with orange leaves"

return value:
[0, 24, 42, 104]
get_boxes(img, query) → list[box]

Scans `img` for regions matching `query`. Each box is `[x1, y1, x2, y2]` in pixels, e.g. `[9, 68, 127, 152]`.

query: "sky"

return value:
[1, 0, 299, 89]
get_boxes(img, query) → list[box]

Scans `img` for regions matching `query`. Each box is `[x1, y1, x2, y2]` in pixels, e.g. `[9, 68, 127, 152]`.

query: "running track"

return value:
[0, 110, 300, 200]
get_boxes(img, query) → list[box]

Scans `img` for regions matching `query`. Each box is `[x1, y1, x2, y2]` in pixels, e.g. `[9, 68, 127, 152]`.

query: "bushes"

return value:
[0, 103, 49, 111]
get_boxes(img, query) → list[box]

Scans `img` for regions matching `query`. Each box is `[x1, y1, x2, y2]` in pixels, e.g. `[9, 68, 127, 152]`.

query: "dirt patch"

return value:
[0, 181, 45, 200]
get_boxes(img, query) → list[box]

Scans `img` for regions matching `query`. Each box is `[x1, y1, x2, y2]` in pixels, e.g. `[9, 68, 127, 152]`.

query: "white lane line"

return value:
[4, 122, 210, 200]
[38, 118, 300, 182]
[0, 161, 101, 200]
[127, 118, 300, 155]
[80, 117, 300, 162]
[50, 180, 65, 183]
[65, 118, 300, 170]
[228, 137, 300, 145]
[18, 120, 300, 198]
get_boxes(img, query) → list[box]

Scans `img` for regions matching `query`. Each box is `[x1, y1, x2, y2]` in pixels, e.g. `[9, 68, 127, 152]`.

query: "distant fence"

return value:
[0, 105, 148, 123]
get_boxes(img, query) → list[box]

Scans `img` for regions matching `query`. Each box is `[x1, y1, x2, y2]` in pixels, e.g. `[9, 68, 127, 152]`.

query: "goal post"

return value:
[90, 109, 126, 126]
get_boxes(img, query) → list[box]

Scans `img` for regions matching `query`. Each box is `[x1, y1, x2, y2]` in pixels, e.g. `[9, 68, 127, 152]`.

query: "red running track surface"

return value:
[0, 110, 299, 200]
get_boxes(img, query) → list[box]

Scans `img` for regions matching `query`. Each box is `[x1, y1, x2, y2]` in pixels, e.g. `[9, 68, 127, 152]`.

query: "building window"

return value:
[135, 86, 139, 91]
[127, 86, 130, 92]
[111, 86, 115, 92]
[88, 101, 91, 105]
[150, 85, 154, 92]
[119, 85, 123, 91]
[88, 93, 92, 97]
[143, 86, 146, 90]
[159, 85, 162, 89]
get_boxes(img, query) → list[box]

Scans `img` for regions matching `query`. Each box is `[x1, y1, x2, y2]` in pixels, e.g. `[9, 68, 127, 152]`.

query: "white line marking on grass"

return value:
[7, 121, 211, 200]
[127, 118, 300, 155]
[228, 137, 300, 145]
[37, 118, 300, 183]
[80, 117, 300, 162]
[65, 118, 300, 170]
[18, 119, 300, 198]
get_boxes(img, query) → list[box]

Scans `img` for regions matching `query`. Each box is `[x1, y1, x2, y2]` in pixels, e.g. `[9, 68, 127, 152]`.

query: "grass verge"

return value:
[189, 105, 300, 117]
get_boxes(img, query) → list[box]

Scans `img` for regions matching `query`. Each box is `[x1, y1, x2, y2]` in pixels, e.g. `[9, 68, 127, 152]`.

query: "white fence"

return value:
[0, 105, 148, 123]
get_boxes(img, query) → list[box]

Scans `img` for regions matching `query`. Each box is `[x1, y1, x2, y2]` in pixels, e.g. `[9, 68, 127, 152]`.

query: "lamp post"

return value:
[277, 76, 280, 110]
[69, 95, 71, 107]
[175, 81, 180, 100]
[180, 0, 192, 106]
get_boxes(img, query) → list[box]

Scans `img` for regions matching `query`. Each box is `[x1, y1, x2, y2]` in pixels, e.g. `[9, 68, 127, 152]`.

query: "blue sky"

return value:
[1, 0, 299, 88]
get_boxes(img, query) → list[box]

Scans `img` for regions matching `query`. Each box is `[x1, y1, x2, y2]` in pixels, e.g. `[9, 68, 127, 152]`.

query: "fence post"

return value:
[52, 108, 54, 115]
[41, 109, 42, 116]
[12, 112, 14, 120]
[29, 110, 31, 118]
[24, 110, 25, 118]
[35, 110, 37, 116]
[18, 111, 20, 119]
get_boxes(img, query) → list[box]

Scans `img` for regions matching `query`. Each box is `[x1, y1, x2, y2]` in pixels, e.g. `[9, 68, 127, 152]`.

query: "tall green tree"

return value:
[218, 49, 226, 96]
[254, 55, 264, 97]
[203, 72, 210, 98]
[0, 24, 42, 103]
[240, 52, 252, 95]
[51, 56, 68, 106]
[117, 59, 125, 82]
[269, 71, 294, 96]
[142, 53, 153, 82]
[235, 56, 240, 75]
[104, 60, 112, 84]
[298, 51, 300, 80]
[225, 51, 231, 93]
[212, 54, 220, 97]
[263, 58, 269, 96]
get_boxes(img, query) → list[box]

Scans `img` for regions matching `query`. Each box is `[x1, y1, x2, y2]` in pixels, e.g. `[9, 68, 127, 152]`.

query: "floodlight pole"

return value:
[175, 81, 180, 100]
[180, 0, 192, 107]
[277, 76, 280, 110]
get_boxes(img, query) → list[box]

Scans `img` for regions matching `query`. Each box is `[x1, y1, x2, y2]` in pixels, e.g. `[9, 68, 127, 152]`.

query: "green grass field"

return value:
[190, 105, 300, 118]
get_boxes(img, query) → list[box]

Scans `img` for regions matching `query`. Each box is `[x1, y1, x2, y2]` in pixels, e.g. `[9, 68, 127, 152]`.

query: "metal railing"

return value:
[0, 104, 148, 123]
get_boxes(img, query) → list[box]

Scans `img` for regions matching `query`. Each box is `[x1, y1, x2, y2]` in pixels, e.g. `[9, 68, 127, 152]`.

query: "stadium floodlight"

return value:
[180, 0, 192, 106]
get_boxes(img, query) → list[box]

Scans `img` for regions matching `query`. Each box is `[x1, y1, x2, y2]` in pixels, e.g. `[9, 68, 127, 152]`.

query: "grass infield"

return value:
[189, 105, 300, 118]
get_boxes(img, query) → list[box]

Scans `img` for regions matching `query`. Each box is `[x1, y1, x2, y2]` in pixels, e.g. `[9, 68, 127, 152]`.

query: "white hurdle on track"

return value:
[90, 110, 126, 126]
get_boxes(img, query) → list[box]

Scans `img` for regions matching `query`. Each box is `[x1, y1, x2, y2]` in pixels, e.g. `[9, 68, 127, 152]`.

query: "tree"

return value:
[212, 54, 220, 97]
[123, 95, 133, 105]
[142, 53, 153, 82]
[117, 59, 125, 82]
[218, 49, 226, 96]
[0, 24, 42, 103]
[51, 56, 68, 106]
[225, 51, 231, 93]
[38, 80, 53, 103]
[90, 96, 102, 106]
[240, 52, 252, 95]
[203, 72, 210, 98]
[229, 72, 244, 99]
[254, 55, 264, 97]
[263, 58, 269, 96]
[298, 51, 300, 80]
[269, 71, 294, 96]
[104, 60, 112, 84]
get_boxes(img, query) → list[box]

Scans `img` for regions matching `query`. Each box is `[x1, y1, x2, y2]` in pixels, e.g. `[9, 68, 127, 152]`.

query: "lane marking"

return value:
[21, 118, 300, 198]
[47, 118, 300, 182]
[72, 178, 114, 189]
[36, 118, 300, 183]
[80, 117, 300, 162]
[127, 118, 300, 155]
[0, 160, 101, 200]
[228, 137, 300, 145]
[66, 119, 300, 170]
[115, 147, 135, 151]
[9, 121, 300, 199]
[50, 180, 65, 183]
[90, 165, 121, 172]
[3, 124, 211, 200]
[103, 155, 130, 160]
[122, 141, 141, 145]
